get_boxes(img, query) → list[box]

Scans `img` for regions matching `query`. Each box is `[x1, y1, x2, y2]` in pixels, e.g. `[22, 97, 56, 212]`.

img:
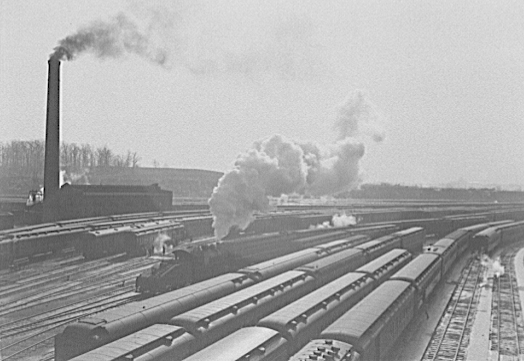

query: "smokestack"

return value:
[44, 56, 60, 202]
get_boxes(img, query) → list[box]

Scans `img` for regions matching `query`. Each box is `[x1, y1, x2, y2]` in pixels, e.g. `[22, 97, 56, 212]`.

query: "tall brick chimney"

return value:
[43, 56, 60, 221]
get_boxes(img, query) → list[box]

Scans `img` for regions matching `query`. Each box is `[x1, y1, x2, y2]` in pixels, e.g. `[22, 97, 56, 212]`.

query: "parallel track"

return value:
[489, 249, 524, 360]
[422, 257, 484, 361]
[0, 254, 159, 361]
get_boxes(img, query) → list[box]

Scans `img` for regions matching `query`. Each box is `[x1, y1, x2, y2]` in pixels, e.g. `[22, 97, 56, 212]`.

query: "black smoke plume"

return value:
[51, 13, 168, 65]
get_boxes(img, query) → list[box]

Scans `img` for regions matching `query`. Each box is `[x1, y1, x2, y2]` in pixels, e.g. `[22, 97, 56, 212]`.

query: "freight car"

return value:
[0, 224, 88, 266]
[0, 211, 205, 268]
[78, 221, 187, 259]
[68, 249, 412, 361]
[135, 224, 397, 294]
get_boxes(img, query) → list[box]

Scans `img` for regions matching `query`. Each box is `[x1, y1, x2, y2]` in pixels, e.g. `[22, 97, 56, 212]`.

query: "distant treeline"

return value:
[346, 183, 524, 203]
[0, 140, 140, 194]
[0, 140, 140, 171]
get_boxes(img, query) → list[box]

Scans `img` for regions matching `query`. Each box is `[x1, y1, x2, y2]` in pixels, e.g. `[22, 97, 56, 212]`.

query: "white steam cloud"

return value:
[209, 90, 384, 239]
[153, 232, 171, 254]
[332, 213, 357, 227]
[308, 213, 357, 230]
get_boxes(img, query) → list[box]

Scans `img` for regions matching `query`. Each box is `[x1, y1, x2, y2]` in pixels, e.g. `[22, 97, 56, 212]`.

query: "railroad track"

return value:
[0, 288, 138, 361]
[0, 255, 159, 360]
[489, 249, 524, 360]
[0, 287, 138, 336]
[0, 253, 124, 298]
[0, 256, 156, 314]
[422, 257, 485, 361]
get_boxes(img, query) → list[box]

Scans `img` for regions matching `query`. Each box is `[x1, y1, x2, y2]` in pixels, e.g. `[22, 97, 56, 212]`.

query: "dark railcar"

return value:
[317, 280, 416, 361]
[389, 253, 442, 310]
[55, 272, 254, 361]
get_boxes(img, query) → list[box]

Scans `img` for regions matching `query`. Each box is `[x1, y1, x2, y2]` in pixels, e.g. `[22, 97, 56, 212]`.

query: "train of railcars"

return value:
[0, 210, 301, 267]
[66, 248, 413, 361]
[287, 220, 524, 361]
[69, 207, 524, 261]
[471, 220, 524, 254]
[0, 218, 187, 267]
[2, 204, 523, 268]
[158, 220, 516, 361]
[178, 249, 413, 361]
[55, 227, 423, 361]
[0, 211, 210, 267]
[55, 235, 368, 361]
[77, 221, 188, 259]
[135, 224, 400, 294]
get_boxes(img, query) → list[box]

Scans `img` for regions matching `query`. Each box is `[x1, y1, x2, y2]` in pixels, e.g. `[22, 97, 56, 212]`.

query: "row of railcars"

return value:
[287, 220, 524, 361]
[78, 221, 188, 259]
[183, 249, 413, 361]
[161, 220, 519, 361]
[66, 248, 414, 361]
[135, 224, 400, 294]
[2, 205, 523, 268]
[471, 220, 524, 254]
[56, 227, 425, 360]
[0, 211, 205, 268]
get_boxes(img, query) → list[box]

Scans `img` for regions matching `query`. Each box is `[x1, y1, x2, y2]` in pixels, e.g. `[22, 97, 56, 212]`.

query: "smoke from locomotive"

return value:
[209, 90, 385, 239]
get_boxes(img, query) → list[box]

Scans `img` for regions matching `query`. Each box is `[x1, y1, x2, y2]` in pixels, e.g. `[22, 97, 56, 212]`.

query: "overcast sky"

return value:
[1, 0, 523, 187]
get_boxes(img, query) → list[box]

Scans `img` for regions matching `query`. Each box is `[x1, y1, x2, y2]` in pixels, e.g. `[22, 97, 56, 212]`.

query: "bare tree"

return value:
[131, 152, 141, 168]
[96, 145, 113, 167]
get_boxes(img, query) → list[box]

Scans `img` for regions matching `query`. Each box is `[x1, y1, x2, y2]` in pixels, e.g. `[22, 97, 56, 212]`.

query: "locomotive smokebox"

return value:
[43, 56, 61, 221]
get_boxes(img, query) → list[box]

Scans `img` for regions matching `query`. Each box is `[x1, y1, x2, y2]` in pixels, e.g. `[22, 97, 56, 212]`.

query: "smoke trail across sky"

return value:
[51, 13, 168, 65]
[49, 1, 321, 79]
[209, 90, 385, 239]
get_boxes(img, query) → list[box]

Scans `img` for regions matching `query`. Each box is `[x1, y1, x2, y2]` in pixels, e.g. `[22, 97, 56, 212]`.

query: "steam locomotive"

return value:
[135, 223, 398, 294]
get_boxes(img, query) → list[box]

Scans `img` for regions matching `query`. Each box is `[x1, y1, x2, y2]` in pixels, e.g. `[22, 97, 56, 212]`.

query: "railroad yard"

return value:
[1, 205, 524, 360]
[5, 1, 524, 359]
[0, 253, 158, 360]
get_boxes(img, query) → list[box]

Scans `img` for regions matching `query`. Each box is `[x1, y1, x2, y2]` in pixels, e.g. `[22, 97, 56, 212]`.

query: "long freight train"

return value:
[2, 206, 523, 268]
